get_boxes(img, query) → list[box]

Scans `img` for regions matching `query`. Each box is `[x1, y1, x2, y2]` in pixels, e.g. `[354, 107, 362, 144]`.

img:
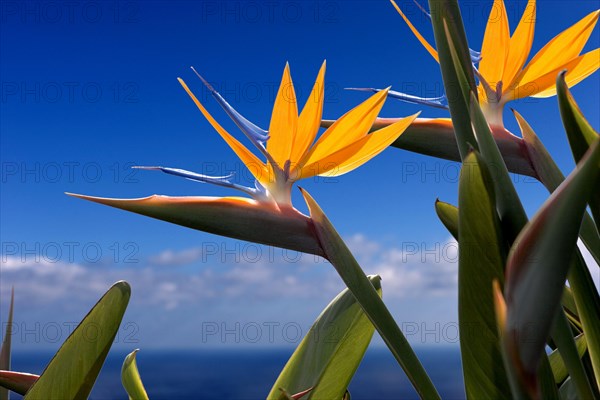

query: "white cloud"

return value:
[0, 235, 460, 313]
[0, 234, 462, 348]
[147, 248, 203, 266]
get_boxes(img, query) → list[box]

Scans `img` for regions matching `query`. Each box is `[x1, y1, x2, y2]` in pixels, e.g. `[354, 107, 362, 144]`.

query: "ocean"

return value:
[10, 346, 466, 399]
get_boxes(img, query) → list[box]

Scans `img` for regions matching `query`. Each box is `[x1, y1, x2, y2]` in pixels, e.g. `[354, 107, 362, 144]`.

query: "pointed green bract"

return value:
[268, 275, 381, 400]
[457, 151, 512, 399]
[434, 200, 458, 239]
[24, 281, 131, 400]
[121, 350, 149, 400]
[299, 188, 441, 399]
[517, 111, 600, 266]
[0, 288, 14, 400]
[557, 71, 600, 234]
[505, 140, 600, 395]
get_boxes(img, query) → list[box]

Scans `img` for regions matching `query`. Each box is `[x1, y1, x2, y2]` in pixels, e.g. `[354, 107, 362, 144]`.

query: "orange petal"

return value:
[512, 10, 599, 91]
[267, 63, 299, 169]
[390, 0, 439, 62]
[509, 49, 599, 100]
[299, 88, 390, 170]
[502, 0, 536, 89]
[299, 113, 419, 178]
[290, 61, 326, 167]
[178, 78, 269, 185]
[531, 48, 600, 98]
[479, 0, 510, 94]
[68, 193, 324, 256]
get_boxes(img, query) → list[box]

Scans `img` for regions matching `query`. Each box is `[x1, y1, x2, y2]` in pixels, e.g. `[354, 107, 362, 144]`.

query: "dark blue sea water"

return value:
[11, 347, 466, 399]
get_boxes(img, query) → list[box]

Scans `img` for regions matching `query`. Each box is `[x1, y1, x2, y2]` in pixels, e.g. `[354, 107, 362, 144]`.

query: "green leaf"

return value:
[0, 288, 14, 400]
[550, 334, 587, 384]
[299, 188, 441, 400]
[434, 199, 458, 240]
[121, 350, 149, 400]
[427, 0, 478, 160]
[457, 150, 511, 399]
[24, 281, 131, 400]
[504, 140, 600, 396]
[268, 275, 381, 400]
[0, 371, 38, 396]
[557, 71, 600, 234]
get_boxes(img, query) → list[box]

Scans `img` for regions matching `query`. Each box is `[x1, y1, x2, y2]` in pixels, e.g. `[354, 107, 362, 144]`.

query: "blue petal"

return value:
[133, 166, 266, 200]
[190, 67, 270, 146]
[346, 87, 448, 110]
[469, 49, 482, 64]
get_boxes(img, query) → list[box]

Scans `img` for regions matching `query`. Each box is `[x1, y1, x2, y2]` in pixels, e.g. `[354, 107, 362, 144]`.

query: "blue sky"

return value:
[1, 0, 599, 353]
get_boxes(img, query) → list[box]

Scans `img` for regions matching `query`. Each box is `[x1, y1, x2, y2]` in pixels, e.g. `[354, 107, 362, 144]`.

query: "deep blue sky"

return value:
[1, 0, 598, 352]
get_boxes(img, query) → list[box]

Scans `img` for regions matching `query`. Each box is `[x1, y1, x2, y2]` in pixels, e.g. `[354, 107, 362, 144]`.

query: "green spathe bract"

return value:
[122, 349, 149, 400]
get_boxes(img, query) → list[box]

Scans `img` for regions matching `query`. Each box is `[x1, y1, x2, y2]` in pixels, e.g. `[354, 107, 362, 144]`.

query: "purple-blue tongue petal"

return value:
[133, 166, 265, 199]
[190, 67, 270, 146]
[411, 0, 481, 64]
[346, 87, 448, 110]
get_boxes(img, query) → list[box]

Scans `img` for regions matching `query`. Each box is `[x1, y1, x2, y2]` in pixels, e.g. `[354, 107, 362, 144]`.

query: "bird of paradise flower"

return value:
[332, 0, 599, 179]
[388, 0, 599, 126]
[69, 62, 418, 256]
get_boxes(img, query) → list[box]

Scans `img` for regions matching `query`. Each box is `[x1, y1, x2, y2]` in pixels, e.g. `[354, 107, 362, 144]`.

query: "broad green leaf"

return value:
[457, 150, 511, 399]
[516, 110, 600, 265]
[268, 275, 382, 400]
[550, 334, 587, 384]
[0, 371, 38, 395]
[557, 71, 600, 233]
[25, 281, 131, 400]
[0, 288, 14, 400]
[121, 350, 149, 400]
[504, 140, 600, 396]
[428, 0, 478, 160]
[299, 188, 440, 399]
[434, 199, 458, 239]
